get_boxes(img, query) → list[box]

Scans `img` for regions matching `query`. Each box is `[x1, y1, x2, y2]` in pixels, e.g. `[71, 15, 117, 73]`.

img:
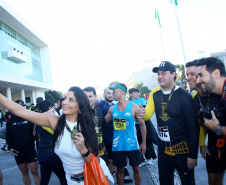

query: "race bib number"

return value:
[114, 118, 126, 130]
[158, 126, 170, 142]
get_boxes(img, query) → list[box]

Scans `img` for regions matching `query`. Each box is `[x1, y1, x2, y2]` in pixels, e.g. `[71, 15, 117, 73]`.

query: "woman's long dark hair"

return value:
[53, 86, 99, 156]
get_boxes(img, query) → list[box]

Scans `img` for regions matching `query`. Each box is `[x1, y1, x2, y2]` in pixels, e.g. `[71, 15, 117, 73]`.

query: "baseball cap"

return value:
[109, 83, 127, 93]
[15, 100, 26, 107]
[129, 88, 139, 94]
[38, 100, 54, 113]
[153, 61, 176, 73]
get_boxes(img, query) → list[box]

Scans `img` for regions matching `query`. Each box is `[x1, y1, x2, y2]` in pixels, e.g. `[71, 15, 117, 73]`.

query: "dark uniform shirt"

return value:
[143, 87, 199, 159]
[91, 107, 108, 164]
[6, 116, 35, 151]
[194, 93, 226, 159]
[96, 100, 114, 144]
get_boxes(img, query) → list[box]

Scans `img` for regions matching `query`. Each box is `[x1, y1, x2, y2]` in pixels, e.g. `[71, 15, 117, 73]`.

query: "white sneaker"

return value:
[145, 159, 152, 165]
[139, 161, 145, 167]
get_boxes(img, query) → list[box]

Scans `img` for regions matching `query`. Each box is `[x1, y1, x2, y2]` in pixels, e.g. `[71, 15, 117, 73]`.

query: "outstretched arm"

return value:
[143, 91, 155, 121]
[0, 94, 58, 130]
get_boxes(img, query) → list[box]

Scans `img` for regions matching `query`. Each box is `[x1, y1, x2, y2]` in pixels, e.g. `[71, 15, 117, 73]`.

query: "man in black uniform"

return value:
[186, 59, 226, 185]
[196, 57, 226, 185]
[83, 87, 109, 165]
[141, 61, 199, 185]
[196, 57, 226, 135]
[6, 100, 40, 185]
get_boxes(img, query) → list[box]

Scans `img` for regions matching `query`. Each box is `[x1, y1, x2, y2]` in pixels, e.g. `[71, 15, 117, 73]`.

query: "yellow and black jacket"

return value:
[143, 86, 199, 159]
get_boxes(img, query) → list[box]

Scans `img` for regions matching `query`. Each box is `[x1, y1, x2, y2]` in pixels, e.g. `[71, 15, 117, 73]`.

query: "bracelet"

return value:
[81, 150, 90, 157]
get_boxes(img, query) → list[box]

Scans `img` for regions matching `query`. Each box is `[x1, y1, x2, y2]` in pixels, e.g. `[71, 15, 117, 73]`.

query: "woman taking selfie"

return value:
[0, 86, 99, 185]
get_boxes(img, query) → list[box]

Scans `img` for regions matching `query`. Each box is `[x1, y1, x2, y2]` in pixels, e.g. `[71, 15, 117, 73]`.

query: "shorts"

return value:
[206, 154, 226, 174]
[14, 146, 37, 165]
[112, 150, 141, 167]
[105, 142, 113, 159]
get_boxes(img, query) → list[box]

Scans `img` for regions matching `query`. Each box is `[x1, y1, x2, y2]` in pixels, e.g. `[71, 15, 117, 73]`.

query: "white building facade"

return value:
[126, 59, 160, 91]
[0, 0, 53, 110]
[210, 50, 226, 67]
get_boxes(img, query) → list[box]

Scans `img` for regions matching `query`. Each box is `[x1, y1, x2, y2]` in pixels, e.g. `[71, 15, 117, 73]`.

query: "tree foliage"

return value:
[45, 90, 63, 103]
[133, 82, 151, 96]
[133, 82, 143, 90]
[174, 64, 187, 88]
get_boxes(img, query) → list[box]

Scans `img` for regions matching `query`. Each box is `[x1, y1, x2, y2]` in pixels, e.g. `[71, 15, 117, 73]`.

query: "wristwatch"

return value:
[216, 125, 222, 136]
[81, 150, 90, 157]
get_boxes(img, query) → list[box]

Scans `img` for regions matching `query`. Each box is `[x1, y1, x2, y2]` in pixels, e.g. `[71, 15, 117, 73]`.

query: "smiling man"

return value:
[196, 57, 226, 136]
[196, 57, 226, 185]
[185, 60, 199, 93]
[142, 61, 199, 185]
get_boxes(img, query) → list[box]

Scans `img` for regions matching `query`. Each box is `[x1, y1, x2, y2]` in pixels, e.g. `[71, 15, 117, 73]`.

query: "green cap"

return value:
[109, 83, 127, 93]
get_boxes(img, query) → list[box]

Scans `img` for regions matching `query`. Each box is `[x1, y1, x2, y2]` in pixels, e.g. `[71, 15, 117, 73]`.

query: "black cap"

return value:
[129, 88, 139, 94]
[153, 61, 176, 73]
[15, 100, 25, 106]
[38, 100, 54, 113]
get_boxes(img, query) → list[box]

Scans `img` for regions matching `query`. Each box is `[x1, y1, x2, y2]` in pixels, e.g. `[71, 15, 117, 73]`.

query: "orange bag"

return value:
[84, 153, 110, 185]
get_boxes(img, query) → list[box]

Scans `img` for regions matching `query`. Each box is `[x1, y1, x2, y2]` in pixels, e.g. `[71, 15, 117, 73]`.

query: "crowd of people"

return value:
[0, 56, 226, 185]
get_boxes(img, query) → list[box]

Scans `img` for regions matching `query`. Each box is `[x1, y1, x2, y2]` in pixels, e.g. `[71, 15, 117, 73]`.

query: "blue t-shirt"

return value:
[131, 98, 146, 124]
[96, 100, 114, 144]
[112, 101, 139, 151]
[131, 98, 146, 106]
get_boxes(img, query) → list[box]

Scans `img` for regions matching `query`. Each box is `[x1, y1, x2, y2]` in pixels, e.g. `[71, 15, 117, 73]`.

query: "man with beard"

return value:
[196, 57, 226, 136]
[196, 57, 226, 185]
[186, 59, 225, 185]
[97, 88, 114, 162]
[96, 88, 116, 174]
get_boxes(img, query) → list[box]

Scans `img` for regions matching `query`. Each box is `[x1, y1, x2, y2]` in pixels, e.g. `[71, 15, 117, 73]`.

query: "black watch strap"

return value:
[82, 150, 90, 157]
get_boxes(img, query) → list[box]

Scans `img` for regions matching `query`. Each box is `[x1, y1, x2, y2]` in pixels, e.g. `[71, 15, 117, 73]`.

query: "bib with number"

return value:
[158, 126, 170, 142]
[114, 118, 126, 130]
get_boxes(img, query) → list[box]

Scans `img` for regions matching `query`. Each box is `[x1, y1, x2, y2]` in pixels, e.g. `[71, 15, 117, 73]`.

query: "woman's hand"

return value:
[73, 133, 87, 154]
[73, 133, 92, 163]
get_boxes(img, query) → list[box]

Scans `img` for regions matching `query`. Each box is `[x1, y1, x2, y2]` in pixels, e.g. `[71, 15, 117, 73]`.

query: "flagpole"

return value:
[159, 27, 166, 60]
[174, 2, 190, 91]
[174, 3, 186, 65]
[155, 9, 166, 60]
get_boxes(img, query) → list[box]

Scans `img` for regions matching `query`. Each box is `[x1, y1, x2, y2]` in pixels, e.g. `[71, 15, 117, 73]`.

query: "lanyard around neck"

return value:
[161, 85, 175, 105]
[65, 122, 79, 140]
